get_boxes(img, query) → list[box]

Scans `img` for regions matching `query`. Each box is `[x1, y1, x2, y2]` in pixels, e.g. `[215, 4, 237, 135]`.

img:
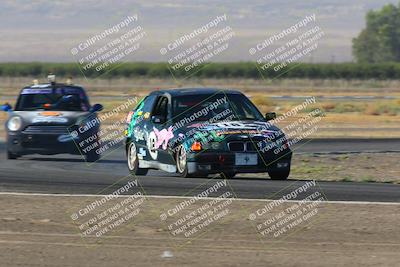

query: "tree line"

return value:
[1, 62, 400, 79]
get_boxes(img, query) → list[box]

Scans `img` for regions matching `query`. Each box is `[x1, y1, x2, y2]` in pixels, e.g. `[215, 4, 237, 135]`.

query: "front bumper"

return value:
[186, 149, 292, 175]
[6, 129, 84, 155]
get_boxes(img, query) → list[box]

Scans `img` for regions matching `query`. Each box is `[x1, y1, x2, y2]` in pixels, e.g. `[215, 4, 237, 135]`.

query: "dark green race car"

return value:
[125, 88, 292, 179]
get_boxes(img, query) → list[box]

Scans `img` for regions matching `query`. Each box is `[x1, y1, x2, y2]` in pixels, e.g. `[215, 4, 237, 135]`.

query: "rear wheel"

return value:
[7, 150, 19, 160]
[127, 142, 148, 176]
[268, 168, 290, 180]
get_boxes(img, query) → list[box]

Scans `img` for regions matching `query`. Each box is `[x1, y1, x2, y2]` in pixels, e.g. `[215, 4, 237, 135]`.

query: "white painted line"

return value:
[0, 191, 399, 205]
[297, 150, 400, 155]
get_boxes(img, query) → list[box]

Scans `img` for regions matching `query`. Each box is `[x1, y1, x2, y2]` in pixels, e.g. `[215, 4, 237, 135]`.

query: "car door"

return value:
[128, 95, 157, 161]
[148, 95, 175, 166]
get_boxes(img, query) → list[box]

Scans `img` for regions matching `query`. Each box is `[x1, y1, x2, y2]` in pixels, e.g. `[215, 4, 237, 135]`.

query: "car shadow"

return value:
[24, 157, 126, 164]
[161, 173, 311, 182]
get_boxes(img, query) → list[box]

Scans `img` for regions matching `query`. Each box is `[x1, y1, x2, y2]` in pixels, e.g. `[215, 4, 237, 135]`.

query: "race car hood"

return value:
[8, 111, 92, 128]
[180, 120, 282, 139]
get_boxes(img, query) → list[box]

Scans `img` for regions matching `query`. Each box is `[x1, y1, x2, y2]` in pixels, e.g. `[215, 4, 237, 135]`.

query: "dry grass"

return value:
[1, 77, 400, 138]
[249, 95, 274, 111]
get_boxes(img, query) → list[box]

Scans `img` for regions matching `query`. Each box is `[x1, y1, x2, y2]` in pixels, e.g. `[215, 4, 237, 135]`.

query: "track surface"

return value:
[0, 139, 399, 202]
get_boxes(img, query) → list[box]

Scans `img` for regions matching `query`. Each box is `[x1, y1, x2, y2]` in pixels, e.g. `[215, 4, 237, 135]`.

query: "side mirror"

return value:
[61, 95, 75, 103]
[265, 112, 276, 121]
[151, 115, 165, 124]
[90, 104, 103, 113]
[1, 103, 12, 112]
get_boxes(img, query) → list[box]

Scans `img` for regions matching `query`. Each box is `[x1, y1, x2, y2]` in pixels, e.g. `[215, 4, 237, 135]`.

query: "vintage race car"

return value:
[125, 88, 292, 179]
[2, 75, 103, 161]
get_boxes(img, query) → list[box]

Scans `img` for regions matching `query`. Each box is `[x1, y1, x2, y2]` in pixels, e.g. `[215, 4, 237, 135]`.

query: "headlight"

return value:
[7, 116, 22, 131]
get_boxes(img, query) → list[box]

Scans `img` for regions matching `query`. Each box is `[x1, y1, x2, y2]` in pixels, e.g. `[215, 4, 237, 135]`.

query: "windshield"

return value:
[15, 88, 90, 111]
[172, 93, 264, 122]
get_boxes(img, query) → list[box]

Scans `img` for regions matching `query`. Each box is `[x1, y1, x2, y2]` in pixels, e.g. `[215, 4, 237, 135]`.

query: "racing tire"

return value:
[85, 152, 100, 163]
[176, 145, 199, 178]
[268, 168, 290, 180]
[7, 150, 19, 160]
[221, 172, 236, 179]
[127, 142, 148, 176]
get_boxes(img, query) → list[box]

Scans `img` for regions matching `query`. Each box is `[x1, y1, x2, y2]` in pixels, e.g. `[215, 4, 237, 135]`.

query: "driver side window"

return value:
[152, 96, 168, 122]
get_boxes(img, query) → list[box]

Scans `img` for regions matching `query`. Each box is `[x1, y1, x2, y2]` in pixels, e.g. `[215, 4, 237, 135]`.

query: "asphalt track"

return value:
[0, 139, 399, 202]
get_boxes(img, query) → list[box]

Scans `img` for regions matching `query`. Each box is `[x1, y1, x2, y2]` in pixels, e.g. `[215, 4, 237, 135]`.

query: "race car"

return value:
[2, 75, 103, 162]
[125, 88, 292, 180]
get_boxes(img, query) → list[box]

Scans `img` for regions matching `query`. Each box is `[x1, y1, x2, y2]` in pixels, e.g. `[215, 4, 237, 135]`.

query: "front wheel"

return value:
[86, 152, 100, 162]
[127, 142, 148, 176]
[221, 172, 236, 179]
[176, 145, 202, 178]
[176, 145, 190, 177]
[7, 150, 19, 160]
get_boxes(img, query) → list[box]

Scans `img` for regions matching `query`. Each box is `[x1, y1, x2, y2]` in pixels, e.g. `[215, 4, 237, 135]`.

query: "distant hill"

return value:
[0, 0, 397, 62]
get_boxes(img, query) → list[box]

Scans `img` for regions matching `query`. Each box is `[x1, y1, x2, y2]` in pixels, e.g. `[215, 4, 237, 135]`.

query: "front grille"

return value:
[245, 142, 258, 152]
[228, 142, 245, 151]
[228, 141, 259, 152]
[22, 125, 70, 135]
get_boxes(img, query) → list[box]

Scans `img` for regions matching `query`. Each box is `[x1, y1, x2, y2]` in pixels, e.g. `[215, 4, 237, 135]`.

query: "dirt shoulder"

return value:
[0, 194, 399, 267]
[291, 152, 400, 183]
[238, 152, 400, 184]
